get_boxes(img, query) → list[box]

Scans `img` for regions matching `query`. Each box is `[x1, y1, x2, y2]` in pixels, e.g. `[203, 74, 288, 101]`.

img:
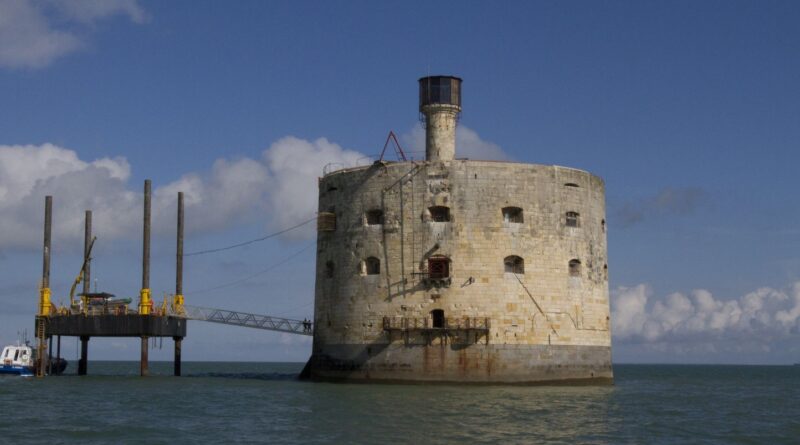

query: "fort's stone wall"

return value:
[307, 159, 612, 383]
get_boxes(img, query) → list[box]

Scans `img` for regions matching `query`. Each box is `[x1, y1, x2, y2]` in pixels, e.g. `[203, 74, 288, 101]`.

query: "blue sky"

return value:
[1, 0, 799, 364]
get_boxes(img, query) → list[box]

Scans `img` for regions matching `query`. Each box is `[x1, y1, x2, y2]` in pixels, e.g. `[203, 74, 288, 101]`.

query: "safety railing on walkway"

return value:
[169, 305, 314, 336]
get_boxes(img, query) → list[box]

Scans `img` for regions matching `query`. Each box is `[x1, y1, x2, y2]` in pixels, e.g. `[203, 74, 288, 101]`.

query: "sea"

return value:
[1, 362, 797, 444]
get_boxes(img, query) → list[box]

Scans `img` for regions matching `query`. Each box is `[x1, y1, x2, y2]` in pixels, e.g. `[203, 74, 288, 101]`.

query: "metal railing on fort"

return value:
[382, 316, 490, 331]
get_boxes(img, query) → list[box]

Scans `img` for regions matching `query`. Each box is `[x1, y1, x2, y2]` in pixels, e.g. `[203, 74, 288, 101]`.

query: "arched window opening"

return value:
[365, 257, 380, 275]
[504, 255, 525, 274]
[428, 257, 450, 279]
[566, 211, 580, 228]
[602, 219, 606, 232]
[366, 209, 384, 225]
[564, 183, 580, 188]
[325, 261, 335, 278]
[431, 309, 445, 329]
[569, 259, 582, 277]
[502, 207, 524, 224]
[429, 206, 451, 222]
[603, 264, 608, 281]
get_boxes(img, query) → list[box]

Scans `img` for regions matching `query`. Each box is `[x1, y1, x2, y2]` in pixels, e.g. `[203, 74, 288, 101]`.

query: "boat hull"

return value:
[0, 365, 33, 377]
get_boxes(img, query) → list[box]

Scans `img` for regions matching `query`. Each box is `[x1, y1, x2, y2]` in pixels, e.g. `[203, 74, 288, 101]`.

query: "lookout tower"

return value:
[304, 76, 613, 384]
[419, 76, 462, 161]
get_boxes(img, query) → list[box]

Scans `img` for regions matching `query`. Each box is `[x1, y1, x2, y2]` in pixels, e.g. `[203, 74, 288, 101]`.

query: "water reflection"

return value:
[301, 383, 616, 444]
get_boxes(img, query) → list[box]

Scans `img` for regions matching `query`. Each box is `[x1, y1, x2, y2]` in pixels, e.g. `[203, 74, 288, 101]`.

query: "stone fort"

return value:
[303, 76, 612, 383]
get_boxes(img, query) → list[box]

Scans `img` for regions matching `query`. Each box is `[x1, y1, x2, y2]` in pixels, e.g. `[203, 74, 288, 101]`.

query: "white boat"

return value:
[0, 344, 34, 377]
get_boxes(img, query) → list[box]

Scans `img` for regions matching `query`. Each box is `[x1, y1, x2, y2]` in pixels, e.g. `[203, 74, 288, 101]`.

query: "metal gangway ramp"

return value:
[171, 305, 313, 336]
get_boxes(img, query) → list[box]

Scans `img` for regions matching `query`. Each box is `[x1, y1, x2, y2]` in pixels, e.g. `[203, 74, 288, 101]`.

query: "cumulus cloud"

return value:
[0, 138, 365, 249]
[612, 283, 800, 350]
[0, 0, 146, 69]
[614, 187, 706, 227]
[404, 125, 510, 161]
[262, 136, 363, 239]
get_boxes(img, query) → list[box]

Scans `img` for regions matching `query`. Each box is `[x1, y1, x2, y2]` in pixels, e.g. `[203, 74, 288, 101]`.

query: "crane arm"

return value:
[69, 236, 97, 307]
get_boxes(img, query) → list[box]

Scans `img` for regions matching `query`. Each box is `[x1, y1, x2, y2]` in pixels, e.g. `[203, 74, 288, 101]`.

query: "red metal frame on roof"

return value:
[378, 131, 408, 162]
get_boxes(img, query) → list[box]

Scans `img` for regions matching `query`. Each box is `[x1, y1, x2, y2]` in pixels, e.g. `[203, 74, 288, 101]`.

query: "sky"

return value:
[1, 0, 799, 364]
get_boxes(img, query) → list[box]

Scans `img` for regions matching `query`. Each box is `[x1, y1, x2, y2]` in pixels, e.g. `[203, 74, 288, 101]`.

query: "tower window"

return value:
[502, 207, 523, 224]
[431, 309, 445, 329]
[366, 209, 384, 225]
[364, 257, 380, 275]
[564, 183, 580, 188]
[569, 259, 581, 277]
[504, 256, 525, 274]
[566, 211, 580, 228]
[325, 261, 334, 278]
[603, 264, 608, 281]
[429, 206, 450, 222]
[428, 257, 450, 279]
[602, 219, 606, 232]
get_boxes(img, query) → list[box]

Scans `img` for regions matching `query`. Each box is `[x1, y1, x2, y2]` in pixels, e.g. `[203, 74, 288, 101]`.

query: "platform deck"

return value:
[42, 314, 186, 338]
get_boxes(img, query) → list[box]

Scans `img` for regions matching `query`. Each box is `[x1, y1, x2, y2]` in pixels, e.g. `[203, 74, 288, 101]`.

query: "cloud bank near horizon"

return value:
[612, 282, 800, 360]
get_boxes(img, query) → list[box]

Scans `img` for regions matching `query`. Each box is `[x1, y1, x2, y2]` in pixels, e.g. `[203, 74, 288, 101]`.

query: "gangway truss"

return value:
[170, 305, 313, 336]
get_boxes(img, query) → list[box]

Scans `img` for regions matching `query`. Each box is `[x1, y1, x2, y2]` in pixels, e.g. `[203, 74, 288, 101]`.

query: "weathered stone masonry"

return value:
[304, 76, 612, 383]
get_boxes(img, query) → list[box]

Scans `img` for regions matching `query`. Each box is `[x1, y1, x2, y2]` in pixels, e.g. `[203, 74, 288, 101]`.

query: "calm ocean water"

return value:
[1, 362, 797, 444]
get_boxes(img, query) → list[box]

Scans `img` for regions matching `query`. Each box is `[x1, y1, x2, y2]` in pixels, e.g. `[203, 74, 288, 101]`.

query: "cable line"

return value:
[186, 241, 315, 295]
[271, 300, 314, 317]
[185, 216, 317, 257]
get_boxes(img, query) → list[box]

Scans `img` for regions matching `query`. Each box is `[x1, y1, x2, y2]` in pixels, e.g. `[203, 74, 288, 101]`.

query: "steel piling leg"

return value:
[174, 337, 182, 377]
[56, 336, 61, 375]
[48, 336, 53, 375]
[79, 336, 89, 375]
[140, 337, 149, 376]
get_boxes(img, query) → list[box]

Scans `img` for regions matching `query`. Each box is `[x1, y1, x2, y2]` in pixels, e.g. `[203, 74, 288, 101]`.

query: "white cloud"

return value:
[50, 0, 148, 25]
[0, 138, 365, 249]
[262, 136, 363, 239]
[611, 283, 800, 344]
[404, 125, 510, 161]
[0, 0, 146, 69]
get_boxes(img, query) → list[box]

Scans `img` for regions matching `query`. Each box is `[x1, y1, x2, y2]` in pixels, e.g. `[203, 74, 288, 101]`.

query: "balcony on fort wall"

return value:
[383, 316, 490, 345]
